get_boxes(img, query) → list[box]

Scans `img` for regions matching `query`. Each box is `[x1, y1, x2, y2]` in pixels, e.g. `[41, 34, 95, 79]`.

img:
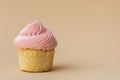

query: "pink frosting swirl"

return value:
[14, 21, 57, 51]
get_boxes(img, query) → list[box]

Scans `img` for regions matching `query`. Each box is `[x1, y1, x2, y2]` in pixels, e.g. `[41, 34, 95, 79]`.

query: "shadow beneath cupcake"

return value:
[53, 64, 78, 72]
[52, 63, 100, 72]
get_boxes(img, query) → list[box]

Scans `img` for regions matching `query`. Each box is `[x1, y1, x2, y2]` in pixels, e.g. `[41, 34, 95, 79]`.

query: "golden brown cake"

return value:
[18, 49, 55, 72]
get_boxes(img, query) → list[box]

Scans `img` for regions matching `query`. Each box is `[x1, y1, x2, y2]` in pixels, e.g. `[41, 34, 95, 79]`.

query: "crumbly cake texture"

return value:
[18, 49, 55, 72]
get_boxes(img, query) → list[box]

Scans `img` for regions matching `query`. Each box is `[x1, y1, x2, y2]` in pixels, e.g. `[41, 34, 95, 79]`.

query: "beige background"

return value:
[0, 0, 120, 80]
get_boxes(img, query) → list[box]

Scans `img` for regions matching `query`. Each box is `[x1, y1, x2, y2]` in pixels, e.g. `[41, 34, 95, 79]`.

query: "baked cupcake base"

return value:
[18, 49, 55, 72]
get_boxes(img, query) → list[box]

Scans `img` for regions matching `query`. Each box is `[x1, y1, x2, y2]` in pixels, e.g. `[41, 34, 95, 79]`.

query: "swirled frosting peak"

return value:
[14, 21, 57, 51]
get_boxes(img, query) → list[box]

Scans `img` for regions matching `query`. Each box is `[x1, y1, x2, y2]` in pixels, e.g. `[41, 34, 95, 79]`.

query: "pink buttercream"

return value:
[14, 21, 57, 51]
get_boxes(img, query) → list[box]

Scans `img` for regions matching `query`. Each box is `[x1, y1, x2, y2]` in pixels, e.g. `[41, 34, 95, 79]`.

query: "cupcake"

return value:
[14, 21, 57, 72]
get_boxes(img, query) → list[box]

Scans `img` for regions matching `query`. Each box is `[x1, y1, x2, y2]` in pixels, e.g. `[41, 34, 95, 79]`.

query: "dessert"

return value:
[14, 21, 57, 72]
